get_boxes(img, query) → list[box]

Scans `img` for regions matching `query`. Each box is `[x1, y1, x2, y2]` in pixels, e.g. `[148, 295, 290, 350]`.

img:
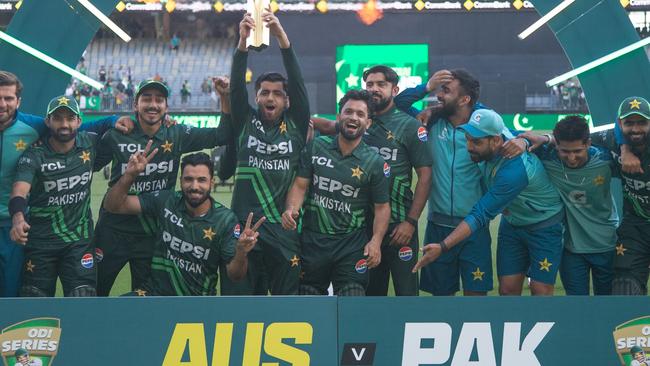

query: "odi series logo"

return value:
[614, 316, 650, 366]
[0, 318, 61, 366]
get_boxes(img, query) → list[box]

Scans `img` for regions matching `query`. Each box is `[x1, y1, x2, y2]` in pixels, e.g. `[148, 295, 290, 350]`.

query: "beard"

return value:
[624, 131, 649, 147]
[183, 188, 211, 208]
[51, 128, 77, 143]
[371, 93, 391, 112]
[138, 108, 164, 125]
[339, 117, 366, 141]
[431, 100, 458, 120]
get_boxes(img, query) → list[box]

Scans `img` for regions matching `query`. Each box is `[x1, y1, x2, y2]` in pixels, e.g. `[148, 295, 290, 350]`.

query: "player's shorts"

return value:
[220, 221, 300, 295]
[21, 241, 96, 296]
[419, 221, 493, 295]
[367, 222, 419, 296]
[300, 229, 368, 295]
[94, 223, 155, 296]
[496, 218, 563, 285]
[559, 248, 614, 295]
[614, 219, 650, 290]
[0, 220, 24, 297]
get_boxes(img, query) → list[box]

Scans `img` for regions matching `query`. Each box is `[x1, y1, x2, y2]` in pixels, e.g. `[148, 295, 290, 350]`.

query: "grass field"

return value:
[52, 168, 572, 297]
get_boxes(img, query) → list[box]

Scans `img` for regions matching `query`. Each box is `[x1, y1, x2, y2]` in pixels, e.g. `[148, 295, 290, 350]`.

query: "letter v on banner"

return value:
[341, 343, 376, 365]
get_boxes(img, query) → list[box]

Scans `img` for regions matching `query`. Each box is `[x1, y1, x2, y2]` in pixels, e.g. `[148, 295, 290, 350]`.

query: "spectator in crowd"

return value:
[181, 80, 191, 104]
[99, 65, 106, 82]
[201, 78, 212, 94]
[170, 33, 180, 52]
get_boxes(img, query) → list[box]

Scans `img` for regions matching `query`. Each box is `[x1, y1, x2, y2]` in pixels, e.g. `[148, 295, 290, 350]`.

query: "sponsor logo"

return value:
[383, 163, 391, 178]
[163, 232, 211, 260]
[233, 224, 241, 239]
[369, 146, 398, 161]
[398, 246, 413, 261]
[247, 136, 293, 155]
[341, 343, 376, 365]
[614, 316, 650, 366]
[313, 175, 361, 198]
[94, 248, 104, 263]
[43, 172, 92, 193]
[417, 127, 428, 142]
[80, 253, 94, 269]
[164, 322, 312, 365]
[355, 259, 367, 274]
[0, 318, 61, 366]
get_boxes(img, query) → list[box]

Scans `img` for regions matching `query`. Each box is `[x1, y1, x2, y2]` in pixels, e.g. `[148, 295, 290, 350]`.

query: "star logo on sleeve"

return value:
[25, 260, 35, 273]
[539, 258, 552, 272]
[79, 150, 91, 163]
[203, 227, 216, 240]
[630, 99, 642, 109]
[279, 121, 288, 134]
[14, 139, 26, 151]
[616, 243, 627, 256]
[161, 140, 174, 153]
[290, 255, 300, 267]
[386, 131, 394, 140]
[593, 175, 605, 186]
[471, 267, 484, 281]
[57, 96, 69, 106]
[351, 165, 364, 180]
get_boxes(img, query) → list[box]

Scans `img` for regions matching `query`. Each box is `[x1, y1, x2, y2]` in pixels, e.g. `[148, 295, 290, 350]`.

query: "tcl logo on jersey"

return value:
[247, 136, 293, 155]
[369, 146, 398, 161]
[312, 156, 334, 167]
[163, 231, 210, 260]
[164, 209, 184, 227]
[164, 322, 312, 365]
[43, 172, 92, 192]
[313, 174, 360, 198]
[40, 162, 65, 172]
[117, 143, 146, 153]
[417, 127, 428, 142]
[121, 160, 174, 176]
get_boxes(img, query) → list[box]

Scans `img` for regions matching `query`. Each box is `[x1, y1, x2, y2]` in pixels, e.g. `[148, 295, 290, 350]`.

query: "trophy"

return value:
[246, 0, 270, 51]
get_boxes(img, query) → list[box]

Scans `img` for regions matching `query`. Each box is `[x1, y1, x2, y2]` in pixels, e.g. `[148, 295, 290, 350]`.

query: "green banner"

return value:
[336, 44, 429, 111]
[502, 113, 600, 132]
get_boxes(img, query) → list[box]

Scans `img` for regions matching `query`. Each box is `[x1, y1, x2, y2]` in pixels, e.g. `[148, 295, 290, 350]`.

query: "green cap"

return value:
[15, 348, 28, 357]
[631, 346, 645, 354]
[46, 95, 80, 116]
[618, 96, 650, 120]
[135, 79, 170, 99]
[459, 109, 514, 139]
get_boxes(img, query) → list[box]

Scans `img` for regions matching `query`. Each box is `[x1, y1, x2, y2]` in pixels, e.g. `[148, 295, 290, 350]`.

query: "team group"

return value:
[1, 12, 649, 297]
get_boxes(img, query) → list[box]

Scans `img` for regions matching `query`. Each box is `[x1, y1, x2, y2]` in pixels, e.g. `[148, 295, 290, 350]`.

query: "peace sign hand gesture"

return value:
[237, 213, 266, 254]
[125, 140, 158, 179]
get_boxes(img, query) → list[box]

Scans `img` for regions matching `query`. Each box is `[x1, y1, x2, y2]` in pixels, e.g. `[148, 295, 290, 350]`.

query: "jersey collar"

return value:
[329, 135, 365, 159]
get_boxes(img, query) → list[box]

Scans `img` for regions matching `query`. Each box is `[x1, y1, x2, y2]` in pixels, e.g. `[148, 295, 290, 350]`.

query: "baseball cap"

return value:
[135, 79, 170, 99]
[618, 96, 650, 120]
[46, 95, 80, 116]
[15, 348, 28, 357]
[459, 109, 513, 139]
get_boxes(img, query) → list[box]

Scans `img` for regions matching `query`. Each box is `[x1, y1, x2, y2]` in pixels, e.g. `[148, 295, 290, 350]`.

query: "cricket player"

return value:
[13, 348, 42, 366]
[103, 150, 262, 296]
[282, 89, 390, 296]
[631, 346, 649, 366]
[519, 116, 617, 295]
[312, 66, 432, 296]
[413, 109, 565, 296]
[587, 97, 650, 295]
[9, 96, 100, 297]
[93, 78, 234, 296]
[223, 10, 311, 295]
[0, 70, 129, 297]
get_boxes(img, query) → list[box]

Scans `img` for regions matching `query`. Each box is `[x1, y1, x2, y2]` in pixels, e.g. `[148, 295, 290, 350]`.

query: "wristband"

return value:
[439, 239, 449, 253]
[9, 196, 27, 217]
[543, 133, 552, 144]
[405, 216, 418, 227]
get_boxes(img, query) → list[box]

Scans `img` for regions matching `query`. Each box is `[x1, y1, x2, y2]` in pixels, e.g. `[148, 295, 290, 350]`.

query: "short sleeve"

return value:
[369, 158, 390, 204]
[14, 148, 40, 185]
[137, 190, 172, 216]
[297, 141, 314, 179]
[405, 120, 433, 168]
[218, 211, 240, 265]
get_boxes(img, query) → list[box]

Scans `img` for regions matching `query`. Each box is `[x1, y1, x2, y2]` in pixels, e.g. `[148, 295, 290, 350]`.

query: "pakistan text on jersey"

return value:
[248, 156, 290, 170]
[312, 192, 352, 214]
[129, 178, 168, 193]
[624, 187, 650, 204]
[47, 191, 88, 206]
[166, 250, 204, 275]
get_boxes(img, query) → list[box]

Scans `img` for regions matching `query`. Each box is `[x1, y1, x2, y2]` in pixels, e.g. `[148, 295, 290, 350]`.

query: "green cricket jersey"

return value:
[229, 47, 310, 224]
[14, 132, 98, 245]
[138, 190, 239, 296]
[363, 106, 432, 223]
[537, 145, 617, 253]
[591, 129, 650, 223]
[297, 136, 390, 235]
[94, 119, 232, 235]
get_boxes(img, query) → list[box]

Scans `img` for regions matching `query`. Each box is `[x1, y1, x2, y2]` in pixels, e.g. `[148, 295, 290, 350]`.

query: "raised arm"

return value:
[103, 140, 158, 215]
[231, 13, 256, 128]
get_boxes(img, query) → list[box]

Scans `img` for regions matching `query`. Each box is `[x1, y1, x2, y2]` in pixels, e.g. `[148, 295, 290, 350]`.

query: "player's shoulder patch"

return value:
[232, 223, 241, 239]
[417, 126, 428, 142]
